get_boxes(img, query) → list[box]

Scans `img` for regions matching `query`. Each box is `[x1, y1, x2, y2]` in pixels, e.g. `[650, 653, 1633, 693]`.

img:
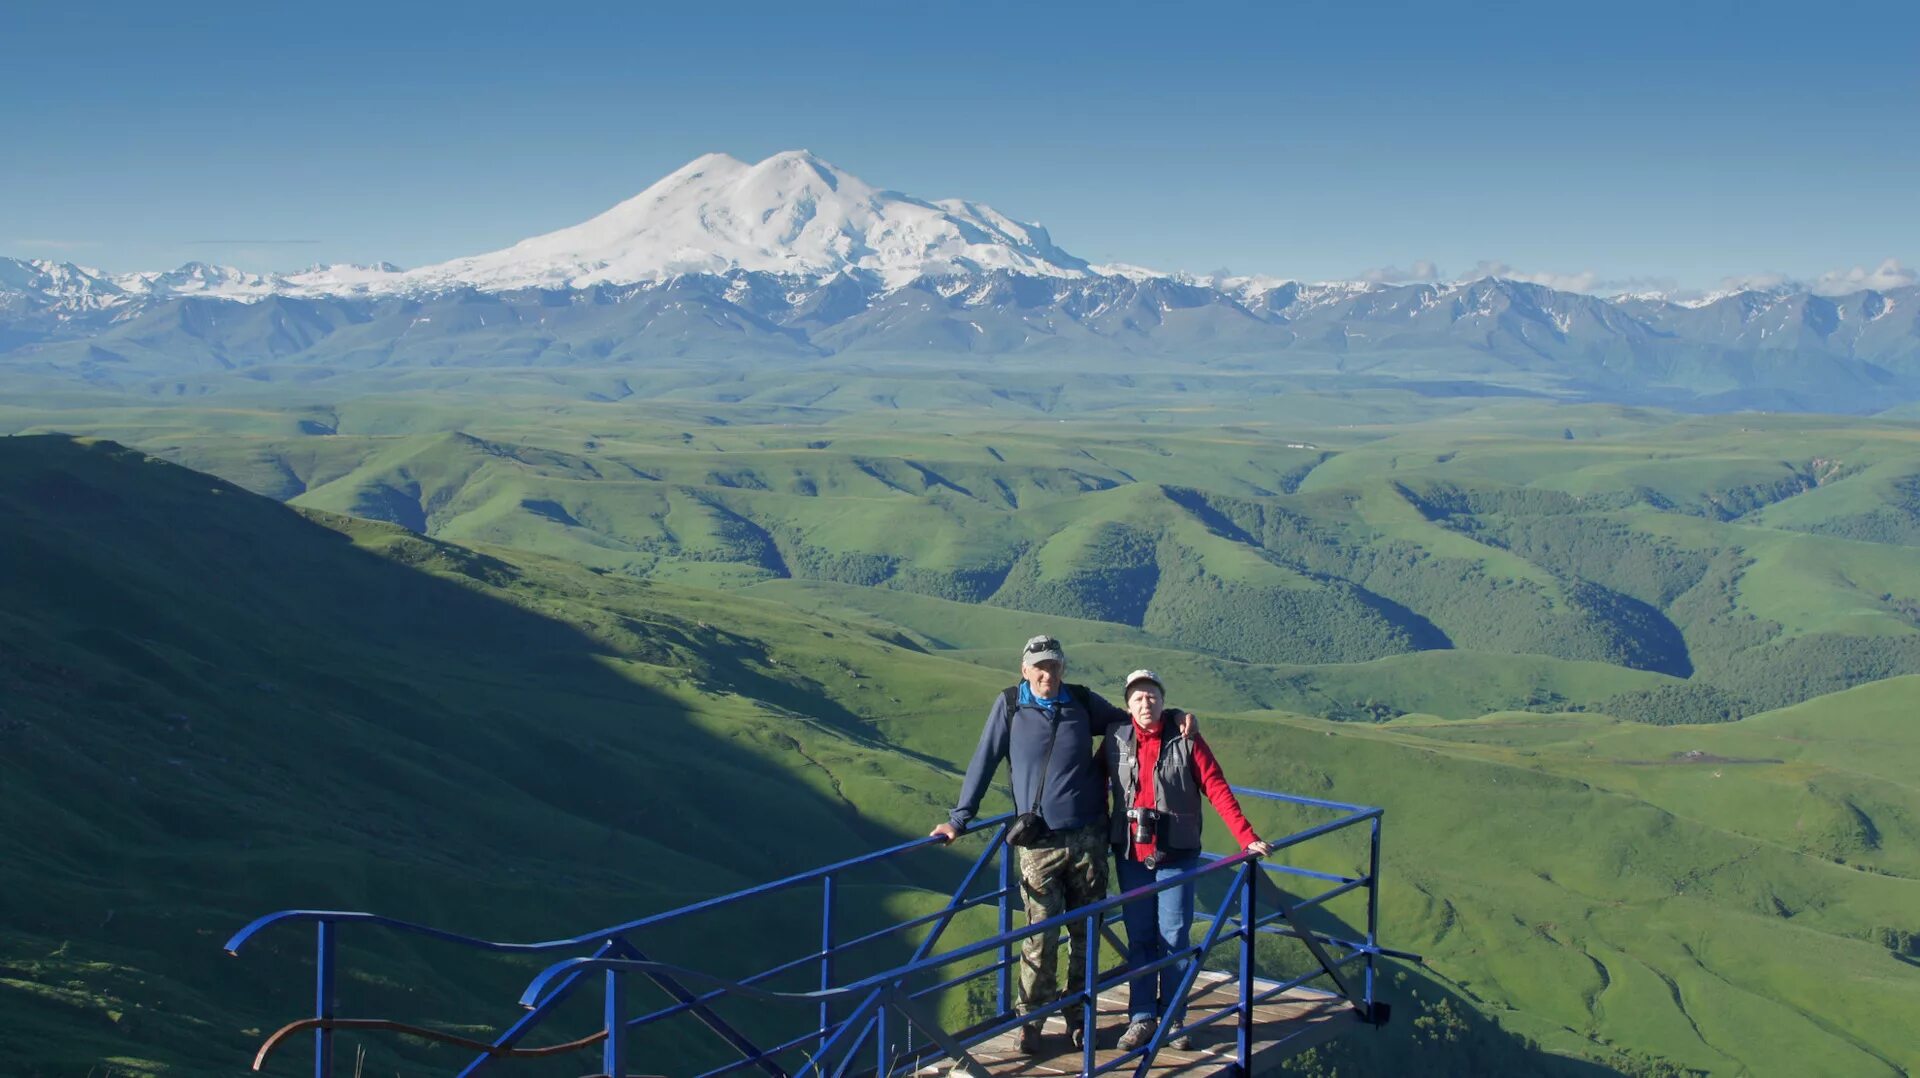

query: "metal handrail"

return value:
[231, 813, 1016, 1076]
[230, 790, 1407, 1077]
[514, 800, 1389, 1077]
[810, 822, 1401, 1078]
[860, 803, 1401, 1078]
[519, 862, 1260, 1078]
[225, 814, 1014, 958]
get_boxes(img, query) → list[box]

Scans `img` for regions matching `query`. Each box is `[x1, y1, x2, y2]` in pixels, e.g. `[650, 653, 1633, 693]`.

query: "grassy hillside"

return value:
[6, 385, 1920, 1076]
[0, 436, 980, 1075]
[156, 399, 1920, 715]
[20, 395, 1920, 713]
[881, 687, 1920, 1075]
[0, 434, 1632, 1078]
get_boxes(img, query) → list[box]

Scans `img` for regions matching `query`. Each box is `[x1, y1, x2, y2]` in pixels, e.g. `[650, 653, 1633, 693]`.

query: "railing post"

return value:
[460, 938, 618, 1078]
[603, 966, 626, 1078]
[820, 873, 835, 1056]
[996, 849, 1012, 1018]
[1238, 868, 1255, 1070]
[1137, 862, 1249, 1076]
[874, 1003, 890, 1076]
[313, 920, 335, 1078]
[1367, 814, 1382, 1020]
[1081, 911, 1098, 1076]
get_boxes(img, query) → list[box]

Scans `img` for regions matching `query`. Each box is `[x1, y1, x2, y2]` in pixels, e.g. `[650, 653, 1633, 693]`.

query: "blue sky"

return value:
[4, 0, 1914, 292]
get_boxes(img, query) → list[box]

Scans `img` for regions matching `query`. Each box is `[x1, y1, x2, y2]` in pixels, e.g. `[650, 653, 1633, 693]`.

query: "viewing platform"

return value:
[226, 786, 1414, 1077]
[960, 973, 1356, 1076]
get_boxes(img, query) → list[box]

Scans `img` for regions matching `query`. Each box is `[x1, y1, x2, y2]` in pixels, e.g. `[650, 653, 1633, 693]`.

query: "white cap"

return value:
[1123, 669, 1164, 696]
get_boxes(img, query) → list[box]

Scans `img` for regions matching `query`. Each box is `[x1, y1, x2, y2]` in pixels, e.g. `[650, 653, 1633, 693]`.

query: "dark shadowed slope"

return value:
[0, 435, 966, 1076]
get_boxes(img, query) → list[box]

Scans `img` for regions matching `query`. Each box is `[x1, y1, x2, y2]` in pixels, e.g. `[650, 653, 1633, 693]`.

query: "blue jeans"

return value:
[1114, 850, 1200, 1027]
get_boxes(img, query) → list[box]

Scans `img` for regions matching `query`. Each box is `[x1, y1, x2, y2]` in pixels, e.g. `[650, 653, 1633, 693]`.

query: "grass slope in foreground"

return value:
[6, 422, 1920, 1075]
[0, 436, 1713, 1078]
[0, 435, 979, 1075]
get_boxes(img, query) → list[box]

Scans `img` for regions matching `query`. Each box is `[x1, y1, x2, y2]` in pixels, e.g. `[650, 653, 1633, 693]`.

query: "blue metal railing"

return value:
[228, 787, 1413, 1077]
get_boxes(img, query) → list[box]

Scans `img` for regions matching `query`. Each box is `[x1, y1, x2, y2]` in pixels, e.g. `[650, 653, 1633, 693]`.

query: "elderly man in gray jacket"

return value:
[931, 635, 1190, 1053]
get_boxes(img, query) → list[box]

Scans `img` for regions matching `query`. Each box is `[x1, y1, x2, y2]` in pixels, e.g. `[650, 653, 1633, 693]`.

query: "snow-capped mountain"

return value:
[0, 258, 138, 315]
[403, 150, 1090, 292]
[3, 151, 1918, 413]
[0, 257, 408, 313]
[5, 151, 1090, 307]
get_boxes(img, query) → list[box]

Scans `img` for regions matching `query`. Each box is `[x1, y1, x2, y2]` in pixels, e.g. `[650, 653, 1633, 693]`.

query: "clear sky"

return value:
[5, 0, 1914, 293]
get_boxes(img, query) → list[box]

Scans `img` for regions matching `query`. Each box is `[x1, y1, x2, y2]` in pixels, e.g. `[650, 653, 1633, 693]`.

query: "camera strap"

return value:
[1025, 700, 1063, 819]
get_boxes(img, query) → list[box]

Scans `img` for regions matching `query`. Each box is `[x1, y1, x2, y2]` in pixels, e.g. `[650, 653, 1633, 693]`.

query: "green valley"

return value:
[3, 378, 1919, 1076]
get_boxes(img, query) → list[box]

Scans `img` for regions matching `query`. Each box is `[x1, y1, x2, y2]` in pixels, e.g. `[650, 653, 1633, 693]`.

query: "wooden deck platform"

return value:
[925, 972, 1360, 1076]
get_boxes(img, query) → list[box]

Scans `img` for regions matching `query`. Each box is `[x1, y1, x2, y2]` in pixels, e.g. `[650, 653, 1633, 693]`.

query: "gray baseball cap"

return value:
[1021, 634, 1066, 665]
[1123, 668, 1165, 696]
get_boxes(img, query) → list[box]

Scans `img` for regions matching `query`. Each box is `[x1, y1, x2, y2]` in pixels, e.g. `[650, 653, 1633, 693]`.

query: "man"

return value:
[931, 635, 1188, 1053]
[1102, 669, 1272, 1053]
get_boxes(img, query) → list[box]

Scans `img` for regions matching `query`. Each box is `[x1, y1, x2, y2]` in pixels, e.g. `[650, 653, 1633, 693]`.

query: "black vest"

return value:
[1102, 715, 1204, 852]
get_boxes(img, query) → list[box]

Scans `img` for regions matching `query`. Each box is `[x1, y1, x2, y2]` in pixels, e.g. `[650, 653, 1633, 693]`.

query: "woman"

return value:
[1101, 668, 1273, 1053]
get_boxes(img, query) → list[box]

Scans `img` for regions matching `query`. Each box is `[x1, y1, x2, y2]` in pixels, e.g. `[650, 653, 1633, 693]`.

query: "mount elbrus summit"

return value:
[3, 150, 1915, 412]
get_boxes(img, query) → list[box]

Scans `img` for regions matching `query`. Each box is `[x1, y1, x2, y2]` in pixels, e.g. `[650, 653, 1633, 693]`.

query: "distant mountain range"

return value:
[4, 151, 1917, 412]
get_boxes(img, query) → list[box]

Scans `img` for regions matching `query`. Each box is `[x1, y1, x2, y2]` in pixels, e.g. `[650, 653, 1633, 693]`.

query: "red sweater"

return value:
[1129, 721, 1259, 862]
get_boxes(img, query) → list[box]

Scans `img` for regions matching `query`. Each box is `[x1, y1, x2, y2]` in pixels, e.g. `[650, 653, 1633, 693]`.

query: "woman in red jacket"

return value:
[1101, 669, 1273, 1052]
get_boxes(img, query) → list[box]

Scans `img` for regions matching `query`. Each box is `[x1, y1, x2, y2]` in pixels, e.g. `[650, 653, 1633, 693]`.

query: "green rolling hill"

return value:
[19, 393, 1909, 717]
[4, 382, 1920, 1077]
[0, 436, 977, 1075]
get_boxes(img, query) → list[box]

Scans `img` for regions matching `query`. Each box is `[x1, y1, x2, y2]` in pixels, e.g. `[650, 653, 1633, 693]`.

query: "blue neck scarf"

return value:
[1019, 681, 1073, 710]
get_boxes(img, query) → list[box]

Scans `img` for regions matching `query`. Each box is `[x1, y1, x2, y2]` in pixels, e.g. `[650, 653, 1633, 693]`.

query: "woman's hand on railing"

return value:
[1245, 839, 1275, 858]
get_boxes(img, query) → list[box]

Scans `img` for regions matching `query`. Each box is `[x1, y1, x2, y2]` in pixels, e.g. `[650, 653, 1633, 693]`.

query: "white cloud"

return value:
[1352, 259, 1671, 295]
[1596, 275, 1683, 297]
[1359, 260, 1439, 284]
[1713, 271, 1794, 293]
[1351, 258, 1913, 298]
[1811, 258, 1915, 295]
[1469, 261, 1600, 294]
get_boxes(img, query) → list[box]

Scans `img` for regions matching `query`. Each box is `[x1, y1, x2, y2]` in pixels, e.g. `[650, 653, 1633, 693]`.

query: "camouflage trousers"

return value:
[1013, 823, 1109, 1016]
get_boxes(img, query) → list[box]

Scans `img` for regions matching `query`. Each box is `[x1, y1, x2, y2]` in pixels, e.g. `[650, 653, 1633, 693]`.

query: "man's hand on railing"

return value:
[1245, 839, 1275, 858]
[929, 822, 960, 843]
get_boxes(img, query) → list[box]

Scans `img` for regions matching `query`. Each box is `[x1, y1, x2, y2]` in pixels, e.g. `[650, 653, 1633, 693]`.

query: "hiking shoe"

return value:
[1016, 1020, 1044, 1054]
[1070, 1012, 1096, 1050]
[1116, 1018, 1156, 1051]
[1166, 1032, 1193, 1051]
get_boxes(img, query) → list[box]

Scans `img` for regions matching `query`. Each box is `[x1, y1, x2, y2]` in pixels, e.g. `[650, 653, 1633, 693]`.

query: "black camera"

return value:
[1126, 806, 1163, 845]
